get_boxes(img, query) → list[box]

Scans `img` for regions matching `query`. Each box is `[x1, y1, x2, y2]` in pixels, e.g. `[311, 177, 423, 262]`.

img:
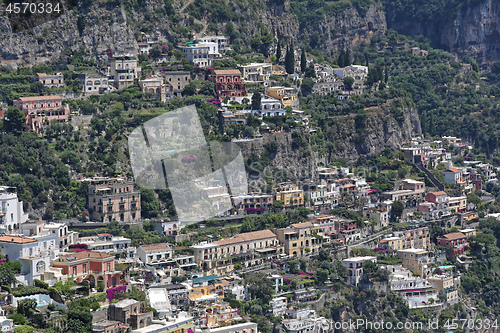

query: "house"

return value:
[237, 63, 273, 82]
[274, 222, 323, 256]
[108, 299, 153, 330]
[274, 183, 304, 207]
[182, 41, 222, 67]
[153, 284, 190, 312]
[397, 248, 430, 277]
[387, 265, 439, 309]
[448, 196, 467, 213]
[79, 73, 110, 95]
[161, 71, 192, 97]
[79, 234, 135, 259]
[13, 95, 70, 133]
[459, 228, 476, 237]
[0, 235, 55, 286]
[443, 168, 464, 185]
[0, 317, 13, 333]
[418, 191, 449, 220]
[153, 221, 182, 237]
[137, 243, 173, 268]
[270, 296, 287, 316]
[342, 256, 377, 286]
[109, 57, 140, 89]
[139, 77, 172, 103]
[138, 43, 151, 54]
[189, 282, 224, 304]
[0, 186, 28, 234]
[231, 194, 274, 214]
[86, 177, 141, 222]
[266, 86, 299, 108]
[221, 112, 247, 125]
[220, 275, 247, 301]
[35, 73, 64, 88]
[380, 227, 430, 251]
[211, 69, 246, 98]
[437, 232, 469, 258]
[52, 251, 122, 289]
[130, 311, 193, 333]
[191, 303, 239, 328]
[21, 221, 78, 251]
[427, 274, 460, 304]
[196, 35, 230, 54]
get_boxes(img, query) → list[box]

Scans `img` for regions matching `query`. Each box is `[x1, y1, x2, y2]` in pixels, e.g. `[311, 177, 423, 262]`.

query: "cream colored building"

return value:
[275, 183, 304, 207]
[139, 77, 172, 102]
[237, 63, 273, 82]
[274, 222, 323, 256]
[266, 86, 299, 108]
[398, 248, 430, 277]
[109, 57, 140, 89]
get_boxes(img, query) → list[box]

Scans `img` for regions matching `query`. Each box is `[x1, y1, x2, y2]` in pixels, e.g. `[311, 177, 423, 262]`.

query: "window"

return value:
[83, 264, 87, 273]
[107, 263, 111, 271]
[36, 261, 46, 273]
[73, 266, 77, 275]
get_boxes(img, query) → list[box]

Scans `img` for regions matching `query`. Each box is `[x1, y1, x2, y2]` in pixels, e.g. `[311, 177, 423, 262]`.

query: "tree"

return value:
[304, 64, 316, 78]
[391, 200, 404, 222]
[3, 107, 26, 133]
[17, 298, 37, 316]
[285, 44, 294, 74]
[276, 40, 282, 63]
[10, 313, 26, 325]
[316, 268, 329, 284]
[343, 77, 354, 90]
[149, 44, 162, 59]
[467, 194, 481, 206]
[14, 326, 34, 333]
[337, 49, 345, 67]
[198, 81, 215, 97]
[301, 78, 315, 93]
[0, 264, 16, 286]
[182, 83, 197, 96]
[344, 49, 351, 66]
[251, 92, 261, 110]
[300, 47, 307, 73]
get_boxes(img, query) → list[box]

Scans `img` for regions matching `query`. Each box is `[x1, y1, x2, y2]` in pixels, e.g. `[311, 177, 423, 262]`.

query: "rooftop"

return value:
[139, 243, 172, 252]
[55, 251, 113, 262]
[213, 69, 242, 75]
[18, 95, 62, 102]
[439, 232, 466, 240]
[215, 230, 276, 246]
[0, 235, 37, 244]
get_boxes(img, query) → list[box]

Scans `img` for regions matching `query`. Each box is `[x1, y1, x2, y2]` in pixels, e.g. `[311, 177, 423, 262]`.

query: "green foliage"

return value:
[0, 265, 16, 286]
[14, 325, 34, 333]
[285, 44, 295, 74]
[251, 91, 261, 110]
[10, 313, 26, 325]
[2, 107, 26, 134]
[17, 298, 36, 316]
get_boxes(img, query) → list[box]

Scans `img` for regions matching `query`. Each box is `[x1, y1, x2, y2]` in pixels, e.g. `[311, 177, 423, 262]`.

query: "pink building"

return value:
[13, 95, 70, 133]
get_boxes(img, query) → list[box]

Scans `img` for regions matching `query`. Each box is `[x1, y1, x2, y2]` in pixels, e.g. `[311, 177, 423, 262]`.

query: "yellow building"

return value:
[275, 183, 304, 207]
[427, 275, 460, 303]
[459, 228, 476, 237]
[448, 196, 467, 212]
[139, 77, 172, 103]
[398, 248, 430, 277]
[380, 227, 430, 251]
[266, 86, 299, 108]
[274, 221, 323, 256]
[189, 284, 224, 303]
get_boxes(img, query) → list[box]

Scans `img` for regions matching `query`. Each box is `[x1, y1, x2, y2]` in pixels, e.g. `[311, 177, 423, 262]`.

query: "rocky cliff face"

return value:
[389, 0, 500, 63]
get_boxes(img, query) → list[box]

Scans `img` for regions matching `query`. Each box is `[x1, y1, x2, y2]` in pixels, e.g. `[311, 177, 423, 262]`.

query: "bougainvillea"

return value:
[106, 285, 127, 301]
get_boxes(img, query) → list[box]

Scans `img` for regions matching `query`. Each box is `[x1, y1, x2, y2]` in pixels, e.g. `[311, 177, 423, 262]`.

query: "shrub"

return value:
[34, 279, 49, 289]
[10, 313, 26, 325]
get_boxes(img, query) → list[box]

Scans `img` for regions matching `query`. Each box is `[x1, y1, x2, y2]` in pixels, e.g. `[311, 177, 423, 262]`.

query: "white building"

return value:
[78, 233, 135, 259]
[194, 322, 257, 333]
[0, 186, 28, 234]
[221, 275, 247, 301]
[342, 256, 377, 286]
[0, 316, 13, 332]
[196, 35, 230, 54]
[137, 243, 173, 268]
[270, 296, 287, 316]
[148, 287, 173, 318]
[182, 42, 220, 67]
[0, 235, 57, 286]
[21, 221, 78, 251]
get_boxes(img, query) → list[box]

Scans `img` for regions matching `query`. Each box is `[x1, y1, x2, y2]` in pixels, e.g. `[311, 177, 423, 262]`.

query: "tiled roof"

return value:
[215, 230, 276, 246]
[446, 168, 460, 172]
[139, 243, 172, 252]
[213, 69, 242, 75]
[18, 95, 62, 102]
[0, 235, 37, 244]
[291, 221, 314, 229]
[440, 232, 466, 240]
[429, 191, 447, 196]
[56, 251, 113, 262]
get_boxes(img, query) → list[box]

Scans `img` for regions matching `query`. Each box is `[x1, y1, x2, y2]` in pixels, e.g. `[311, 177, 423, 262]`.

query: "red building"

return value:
[13, 95, 70, 133]
[52, 251, 122, 289]
[437, 232, 469, 258]
[210, 69, 246, 98]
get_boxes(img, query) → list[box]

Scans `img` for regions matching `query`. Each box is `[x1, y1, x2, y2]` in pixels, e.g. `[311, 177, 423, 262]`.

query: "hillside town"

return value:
[0, 5, 500, 333]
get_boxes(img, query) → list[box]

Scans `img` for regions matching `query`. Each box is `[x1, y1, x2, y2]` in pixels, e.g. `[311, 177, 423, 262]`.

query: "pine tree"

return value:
[285, 44, 294, 74]
[276, 40, 282, 63]
[300, 47, 307, 73]
[337, 49, 345, 68]
[384, 65, 389, 83]
[345, 49, 351, 66]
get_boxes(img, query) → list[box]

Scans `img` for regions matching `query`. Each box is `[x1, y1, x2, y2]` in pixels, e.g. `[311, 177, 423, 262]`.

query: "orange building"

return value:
[52, 251, 122, 289]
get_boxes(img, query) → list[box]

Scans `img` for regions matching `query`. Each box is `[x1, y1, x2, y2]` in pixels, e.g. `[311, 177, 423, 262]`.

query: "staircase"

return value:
[414, 162, 445, 191]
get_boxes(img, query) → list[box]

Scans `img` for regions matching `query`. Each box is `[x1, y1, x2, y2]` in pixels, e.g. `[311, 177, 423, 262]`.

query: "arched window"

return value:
[36, 261, 46, 273]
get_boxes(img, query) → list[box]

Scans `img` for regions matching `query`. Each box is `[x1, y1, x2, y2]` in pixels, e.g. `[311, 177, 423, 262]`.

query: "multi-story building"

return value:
[137, 243, 173, 268]
[427, 274, 460, 304]
[0, 235, 56, 286]
[382, 179, 425, 204]
[275, 183, 304, 207]
[139, 77, 172, 103]
[162, 71, 192, 97]
[211, 69, 246, 98]
[274, 222, 323, 256]
[398, 248, 430, 277]
[92, 320, 129, 333]
[380, 227, 430, 251]
[443, 168, 464, 185]
[342, 256, 377, 286]
[418, 191, 449, 220]
[437, 232, 469, 258]
[157, 284, 190, 311]
[13, 95, 70, 133]
[231, 194, 274, 214]
[189, 283, 224, 304]
[108, 298, 152, 330]
[220, 275, 247, 301]
[196, 35, 230, 54]
[35, 73, 64, 88]
[21, 221, 78, 251]
[153, 221, 182, 237]
[221, 111, 247, 125]
[52, 251, 122, 289]
[79, 233, 135, 259]
[448, 196, 467, 213]
[0, 186, 28, 234]
[191, 303, 239, 328]
[266, 86, 299, 108]
[79, 73, 110, 95]
[86, 177, 141, 222]
[109, 57, 140, 89]
[237, 63, 273, 82]
[270, 297, 287, 316]
[182, 42, 220, 67]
